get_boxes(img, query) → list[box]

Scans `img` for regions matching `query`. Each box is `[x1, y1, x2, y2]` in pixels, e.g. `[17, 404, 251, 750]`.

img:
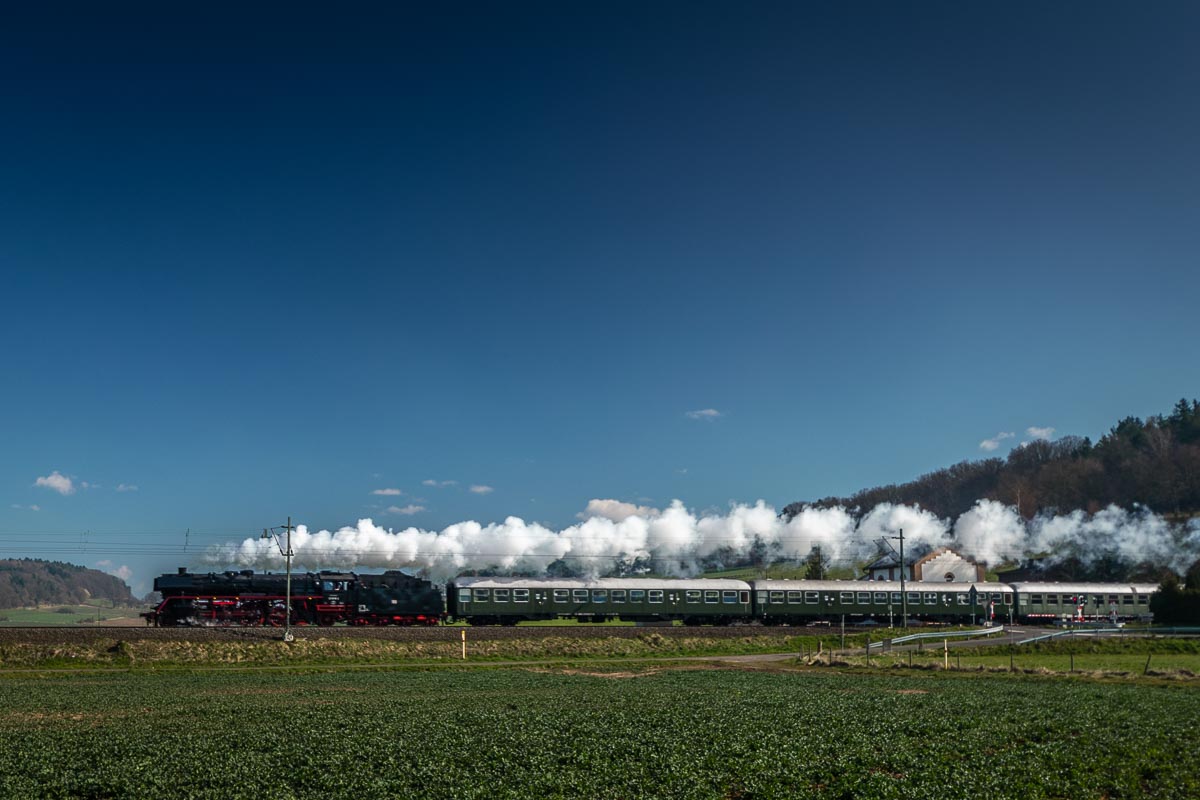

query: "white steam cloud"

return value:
[204, 498, 1200, 581]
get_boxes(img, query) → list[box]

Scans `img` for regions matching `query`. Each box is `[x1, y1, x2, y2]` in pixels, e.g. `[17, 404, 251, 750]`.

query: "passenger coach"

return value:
[752, 580, 1015, 625]
[447, 577, 753, 625]
[1009, 582, 1158, 622]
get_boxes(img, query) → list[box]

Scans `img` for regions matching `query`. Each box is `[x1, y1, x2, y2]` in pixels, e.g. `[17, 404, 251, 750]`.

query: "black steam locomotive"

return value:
[142, 567, 444, 627]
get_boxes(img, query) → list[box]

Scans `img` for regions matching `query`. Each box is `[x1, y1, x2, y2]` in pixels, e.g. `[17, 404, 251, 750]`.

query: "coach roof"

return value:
[449, 577, 752, 591]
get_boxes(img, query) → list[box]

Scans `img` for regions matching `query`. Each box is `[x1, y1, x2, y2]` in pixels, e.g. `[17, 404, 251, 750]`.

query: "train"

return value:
[143, 567, 443, 627]
[143, 567, 1159, 627]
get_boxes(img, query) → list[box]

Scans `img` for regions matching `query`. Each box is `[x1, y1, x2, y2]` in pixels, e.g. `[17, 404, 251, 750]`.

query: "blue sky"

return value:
[2, 3, 1198, 592]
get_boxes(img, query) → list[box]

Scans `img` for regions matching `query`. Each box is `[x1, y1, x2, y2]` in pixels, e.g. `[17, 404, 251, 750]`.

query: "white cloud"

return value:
[11, 504, 41, 511]
[1026, 426, 1056, 440]
[116, 483, 139, 492]
[469, 485, 494, 495]
[422, 479, 457, 488]
[95, 560, 133, 583]
[577, 498, 660, 522]
[387, 504, 426, 516]
[35, 470, 75, 495]
[372, 488, 403, 496]
[979, 432, 1014, 451]
[685, 408, 722, 421]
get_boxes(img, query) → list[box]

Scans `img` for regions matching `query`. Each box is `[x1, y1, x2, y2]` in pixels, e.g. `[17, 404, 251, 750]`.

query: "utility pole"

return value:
[888, 528, 908, 629]
[261, 517, 295, 642]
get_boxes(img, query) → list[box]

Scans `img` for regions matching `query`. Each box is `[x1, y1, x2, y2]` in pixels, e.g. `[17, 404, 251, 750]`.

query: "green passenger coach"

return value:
[1009, 582, 1158, 622]
[447, 577, 753, 625]
[753, 580, 1015, 625]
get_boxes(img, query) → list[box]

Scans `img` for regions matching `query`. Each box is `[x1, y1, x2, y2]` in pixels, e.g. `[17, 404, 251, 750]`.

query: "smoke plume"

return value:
[204, 498, 1200, 580]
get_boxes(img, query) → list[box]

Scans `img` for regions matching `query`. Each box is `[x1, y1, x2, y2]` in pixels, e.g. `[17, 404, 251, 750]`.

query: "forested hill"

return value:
[0, 559, 136, 607]
[784, 398, 1200, 521]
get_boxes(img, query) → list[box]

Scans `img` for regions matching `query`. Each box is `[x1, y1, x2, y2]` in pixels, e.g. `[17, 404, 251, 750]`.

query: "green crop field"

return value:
[0, 604, 146, 626]
[1, 667, 1197, 799]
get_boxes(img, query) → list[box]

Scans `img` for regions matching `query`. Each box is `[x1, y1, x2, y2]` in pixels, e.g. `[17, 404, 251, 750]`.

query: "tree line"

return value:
[784, 398, 1200, 521]
[0, 559, 137, 608]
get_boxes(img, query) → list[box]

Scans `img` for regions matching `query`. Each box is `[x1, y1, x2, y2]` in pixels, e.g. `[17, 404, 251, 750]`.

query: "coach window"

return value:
[739, 591, 750, 604]
[1031, 594, 1042, 604]
[630, 590, 646, 602]
[553, 589, 570, 603]
[592, 590, 608, 604]
[956, 593, 969, 605]
[923, 593, 937, 605]
[685, 590, 702, 603]
[857, 592, 871, 604]
[458, 589, 472, 604]
[1108, 595, 1118, 606]
[839, 592, 854, 604]
[493, 589, 510, 603]
[473, 589, 490, 602]
[770, 591, 785, 604]
[757, 591, 769, 604]
[1122, 595, 1133, 605]
[801, 591, 816, 604]
[513, 589, 529, 603]
[1019, 593, 1029, 604]
[704, 591, 720, 604]
[1137, 595, 1148, 605]
[648, 590, 663, 603]
[573, 589, 589, 603]
[612, 590, 626, 604]
[723, 591, 739, 604]
[1045, 594, 1057, 605]
[906, 592, 920, 605]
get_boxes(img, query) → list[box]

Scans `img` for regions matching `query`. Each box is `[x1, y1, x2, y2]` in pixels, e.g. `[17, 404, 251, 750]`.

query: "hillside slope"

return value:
[785, 398, 1200, 522]
[0, 559, 136, 607]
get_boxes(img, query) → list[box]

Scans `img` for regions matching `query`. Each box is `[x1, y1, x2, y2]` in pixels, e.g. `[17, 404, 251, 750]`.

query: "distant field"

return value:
[0, 605, 146, 627]
[853, 636, 1200, 676]
[0, 667, 1197, 799]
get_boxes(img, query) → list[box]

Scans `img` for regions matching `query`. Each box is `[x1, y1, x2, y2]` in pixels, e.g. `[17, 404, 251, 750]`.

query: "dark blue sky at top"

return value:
[2, 2, 1198, 590]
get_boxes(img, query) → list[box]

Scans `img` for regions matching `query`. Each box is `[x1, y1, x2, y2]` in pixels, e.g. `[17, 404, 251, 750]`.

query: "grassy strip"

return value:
[0, 631, 822, 670]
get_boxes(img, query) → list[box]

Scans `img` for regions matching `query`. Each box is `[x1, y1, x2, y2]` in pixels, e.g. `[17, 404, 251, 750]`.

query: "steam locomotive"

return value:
[143, 567, 444, 626]
[143, 567, 1158, 627]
